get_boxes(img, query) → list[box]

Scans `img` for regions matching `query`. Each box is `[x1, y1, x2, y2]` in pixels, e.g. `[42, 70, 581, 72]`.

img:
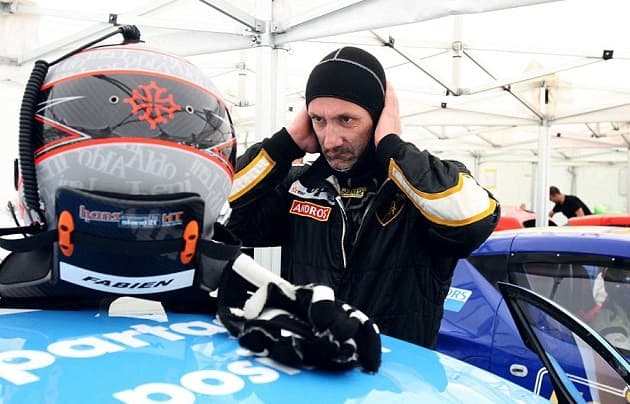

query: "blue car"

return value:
[3, 277, 628, 404]
[2, 230, 628, 404]
[0, 298, 550, 404]
[439, 226, 630, 402]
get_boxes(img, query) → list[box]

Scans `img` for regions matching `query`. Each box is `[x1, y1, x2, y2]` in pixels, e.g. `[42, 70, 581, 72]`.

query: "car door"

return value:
[507, 253, 630, 362]
[498, 282, 630, 404]
[437, 256, 505, 371]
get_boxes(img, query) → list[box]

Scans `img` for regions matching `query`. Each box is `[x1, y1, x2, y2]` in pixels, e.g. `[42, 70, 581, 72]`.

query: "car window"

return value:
[498, 282, 630, 404]
[466, 254, 509, 286]
[508, 255, 630, 357]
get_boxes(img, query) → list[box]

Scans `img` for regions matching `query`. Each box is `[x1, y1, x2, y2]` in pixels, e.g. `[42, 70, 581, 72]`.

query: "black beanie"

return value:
[305, 47, 386, 124]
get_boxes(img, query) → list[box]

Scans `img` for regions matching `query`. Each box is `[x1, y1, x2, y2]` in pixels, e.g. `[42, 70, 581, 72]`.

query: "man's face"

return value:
[308, 97, 373, 172]
[550, 193, 563, 204]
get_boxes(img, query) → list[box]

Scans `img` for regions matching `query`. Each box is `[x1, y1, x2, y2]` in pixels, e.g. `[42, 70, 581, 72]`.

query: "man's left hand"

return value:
[374, 81, 402, 146]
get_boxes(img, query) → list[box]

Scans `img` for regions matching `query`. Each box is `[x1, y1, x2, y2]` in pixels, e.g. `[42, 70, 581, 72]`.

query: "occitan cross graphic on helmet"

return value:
[124, 80, 182, 129]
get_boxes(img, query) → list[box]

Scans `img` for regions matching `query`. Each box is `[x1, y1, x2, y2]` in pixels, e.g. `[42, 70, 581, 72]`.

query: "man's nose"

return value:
[322, 125, 343, 149]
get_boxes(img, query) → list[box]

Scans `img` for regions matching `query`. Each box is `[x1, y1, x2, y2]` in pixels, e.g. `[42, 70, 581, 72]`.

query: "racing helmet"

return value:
[0, 26, 241, 306]
[20, 37, 236, 233]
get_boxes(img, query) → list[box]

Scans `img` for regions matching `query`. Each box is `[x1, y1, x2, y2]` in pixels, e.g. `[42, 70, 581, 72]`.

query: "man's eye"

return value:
[341, 116, 354, 124]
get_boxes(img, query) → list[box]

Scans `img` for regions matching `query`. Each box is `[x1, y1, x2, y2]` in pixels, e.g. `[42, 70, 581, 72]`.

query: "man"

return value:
[548, 186, 592, 218]
[581, 268, 630, 352]
[228, 46, 500, 348]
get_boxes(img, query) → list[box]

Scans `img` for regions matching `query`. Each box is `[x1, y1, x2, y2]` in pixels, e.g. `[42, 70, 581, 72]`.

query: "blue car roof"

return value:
[474, 226, 630, 258]
[0, 305, 548, 403]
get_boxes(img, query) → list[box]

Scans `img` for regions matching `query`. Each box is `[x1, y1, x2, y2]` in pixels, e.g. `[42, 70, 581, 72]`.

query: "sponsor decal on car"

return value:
[443, 287, 472, 313]
[0, 318, 300, 402]
[0, 307, 554, 403]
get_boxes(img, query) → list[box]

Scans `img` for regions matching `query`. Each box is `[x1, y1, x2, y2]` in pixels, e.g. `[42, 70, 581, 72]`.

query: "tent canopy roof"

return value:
[2, 0, 630, 165]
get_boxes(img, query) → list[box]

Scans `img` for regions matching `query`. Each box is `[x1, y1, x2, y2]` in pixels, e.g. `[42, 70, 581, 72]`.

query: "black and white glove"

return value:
[216, 254, 381, 373]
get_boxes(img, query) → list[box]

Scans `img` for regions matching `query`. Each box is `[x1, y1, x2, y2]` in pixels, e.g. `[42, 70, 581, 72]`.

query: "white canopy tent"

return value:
[2, 0, 630, 231]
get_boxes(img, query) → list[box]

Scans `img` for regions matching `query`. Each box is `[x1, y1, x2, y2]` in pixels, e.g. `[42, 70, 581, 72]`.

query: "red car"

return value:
[567, 213, 630, 227]
[495, 205, 556, 231]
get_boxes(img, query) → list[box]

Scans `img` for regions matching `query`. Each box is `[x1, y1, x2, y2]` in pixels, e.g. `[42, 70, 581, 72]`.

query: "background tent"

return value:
[2, 0, 629, 234]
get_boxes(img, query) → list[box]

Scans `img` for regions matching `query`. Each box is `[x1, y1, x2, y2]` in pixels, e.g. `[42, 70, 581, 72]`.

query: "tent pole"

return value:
[474, 154, 481, 180]
[535, 85, 551, 227]
[527, 161, 538, 212]
[253, 0, 287, 275]
[274, 0, 558, 45]
[452, 15, 463, 92]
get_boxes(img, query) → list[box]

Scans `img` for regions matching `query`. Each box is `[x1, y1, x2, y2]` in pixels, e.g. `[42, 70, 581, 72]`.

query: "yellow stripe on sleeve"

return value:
[388, 160, 496, 226]
[229, 149, 275, 202]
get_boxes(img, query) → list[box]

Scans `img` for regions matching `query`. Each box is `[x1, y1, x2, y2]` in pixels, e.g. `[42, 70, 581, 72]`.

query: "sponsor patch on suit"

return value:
[376, 192, 405, 226]
[289, 200, 331, 222]
[288, 181, 330, 201]
[340, 186, 367, 199]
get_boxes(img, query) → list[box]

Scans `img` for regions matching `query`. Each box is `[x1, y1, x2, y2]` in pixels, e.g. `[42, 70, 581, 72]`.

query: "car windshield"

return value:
[509, 257, 630, 357]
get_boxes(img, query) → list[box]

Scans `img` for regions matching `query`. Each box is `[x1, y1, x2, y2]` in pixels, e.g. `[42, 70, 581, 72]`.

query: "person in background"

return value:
[548, 186, 592, 219]
[227, 46, 500, 348]
[583, 268, 630, 353]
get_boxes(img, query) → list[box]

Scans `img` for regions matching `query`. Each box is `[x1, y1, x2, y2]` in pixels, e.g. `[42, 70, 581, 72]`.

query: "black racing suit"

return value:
[228, 129, 500, 348]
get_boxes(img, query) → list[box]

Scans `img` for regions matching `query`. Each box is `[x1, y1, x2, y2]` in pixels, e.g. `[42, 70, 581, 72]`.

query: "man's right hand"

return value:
[286, 106, 320, 153]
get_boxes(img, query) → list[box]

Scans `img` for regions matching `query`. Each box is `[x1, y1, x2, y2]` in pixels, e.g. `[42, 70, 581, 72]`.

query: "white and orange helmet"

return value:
[1, 26, 240, 304]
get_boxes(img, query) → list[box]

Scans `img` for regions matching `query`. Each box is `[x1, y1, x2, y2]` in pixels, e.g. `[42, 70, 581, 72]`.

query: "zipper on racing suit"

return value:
[347, 179, 389, 262]
[326, 175, 349, 269]
[334, 195, 348, 269]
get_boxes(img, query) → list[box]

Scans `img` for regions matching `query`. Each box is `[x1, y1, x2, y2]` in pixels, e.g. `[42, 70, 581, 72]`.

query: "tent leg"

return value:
[252, 0, 288, 275]
[535, 86, 551, 227]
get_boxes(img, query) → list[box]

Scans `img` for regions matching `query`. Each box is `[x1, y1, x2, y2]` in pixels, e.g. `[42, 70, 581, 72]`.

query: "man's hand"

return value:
[217, 254, 382, 373]
[286, 106, 320, 153]
[374, 81, 402, 147]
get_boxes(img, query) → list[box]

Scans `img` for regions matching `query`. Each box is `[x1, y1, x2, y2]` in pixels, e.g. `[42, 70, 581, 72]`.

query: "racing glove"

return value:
[592, 271, 608, 305]
[216, 253, 381, 373]
[580, 271, 608, 322]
